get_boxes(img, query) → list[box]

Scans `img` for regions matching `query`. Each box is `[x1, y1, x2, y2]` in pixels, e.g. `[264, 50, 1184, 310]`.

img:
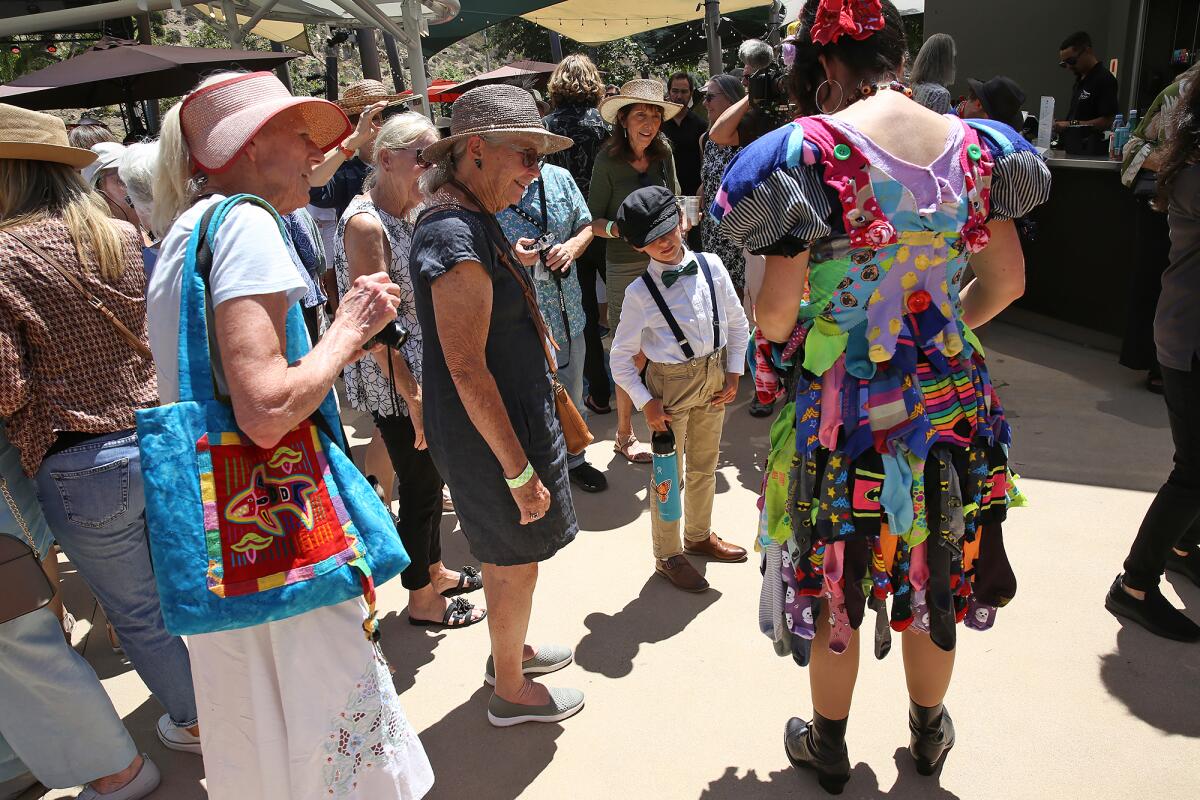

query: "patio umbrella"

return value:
[445, 60, 560, 95]
[426, 79, 463, 103]
[0, 37, 299, 112]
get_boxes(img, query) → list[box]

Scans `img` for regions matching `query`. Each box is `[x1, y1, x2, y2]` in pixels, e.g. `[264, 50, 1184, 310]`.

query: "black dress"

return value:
[411, 208, 577, 566]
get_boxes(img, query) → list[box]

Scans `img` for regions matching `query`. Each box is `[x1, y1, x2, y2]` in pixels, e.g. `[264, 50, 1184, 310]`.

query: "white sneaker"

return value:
[155, 714, 202, 754]
[77, 755, 161, 800]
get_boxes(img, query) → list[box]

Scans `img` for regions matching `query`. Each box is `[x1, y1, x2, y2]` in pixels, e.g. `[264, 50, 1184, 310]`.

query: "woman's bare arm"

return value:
[757, 251, 812, 342]
[960, 219, 1026, 329]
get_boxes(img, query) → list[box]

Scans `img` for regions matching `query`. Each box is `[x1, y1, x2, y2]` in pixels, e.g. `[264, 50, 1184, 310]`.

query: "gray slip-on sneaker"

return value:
[77, 755, 161, 800]
[156, 713, 202, 754]
[484, 644, 573, 686]
[487, 687, 585, 728]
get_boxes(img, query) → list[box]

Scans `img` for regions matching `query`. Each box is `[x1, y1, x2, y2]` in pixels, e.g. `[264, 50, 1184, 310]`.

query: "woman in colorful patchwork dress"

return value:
[149, 72, 432, 799]
[713, 1, 1051, 792]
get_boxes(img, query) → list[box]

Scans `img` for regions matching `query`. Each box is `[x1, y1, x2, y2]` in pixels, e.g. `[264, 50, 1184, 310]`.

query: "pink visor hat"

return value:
[180, 72, 352, 173]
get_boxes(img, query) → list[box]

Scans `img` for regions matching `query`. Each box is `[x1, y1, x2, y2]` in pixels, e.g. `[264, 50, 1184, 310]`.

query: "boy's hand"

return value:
[711, 373, 740, 406]
[643, 399, 673, 432]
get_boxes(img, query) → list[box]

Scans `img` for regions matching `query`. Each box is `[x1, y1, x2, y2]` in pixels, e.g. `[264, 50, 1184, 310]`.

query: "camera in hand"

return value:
[532, 231, 568, 279]
[365, 320, 409, 351]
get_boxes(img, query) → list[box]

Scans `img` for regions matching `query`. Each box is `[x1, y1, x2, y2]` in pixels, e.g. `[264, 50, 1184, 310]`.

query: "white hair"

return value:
[151, 71, 244, 236]
[364, 112, 438, 191]
[739, 39, 774, 72]
[911, 33, 957, 87]
[118, 140, 159, 234]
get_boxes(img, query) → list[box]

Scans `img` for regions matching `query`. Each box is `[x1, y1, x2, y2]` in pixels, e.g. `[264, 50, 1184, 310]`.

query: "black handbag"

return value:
[0, 476, 55, 624]
[1132, 169, 1159, 200]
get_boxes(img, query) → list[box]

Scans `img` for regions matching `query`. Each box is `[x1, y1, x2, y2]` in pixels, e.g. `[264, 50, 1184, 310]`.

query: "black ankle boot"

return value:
[784, 713, 851, 794]
[908, 701, 955, 775]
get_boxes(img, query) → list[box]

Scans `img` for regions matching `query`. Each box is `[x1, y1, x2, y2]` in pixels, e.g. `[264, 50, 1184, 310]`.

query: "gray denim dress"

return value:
[411, 208, 577, 566]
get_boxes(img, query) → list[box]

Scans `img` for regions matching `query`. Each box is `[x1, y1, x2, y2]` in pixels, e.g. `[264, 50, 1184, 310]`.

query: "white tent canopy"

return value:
[524, 0, 772, 44]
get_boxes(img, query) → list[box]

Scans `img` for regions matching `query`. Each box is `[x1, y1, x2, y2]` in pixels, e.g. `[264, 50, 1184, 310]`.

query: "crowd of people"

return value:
[1, 0, 1198, 798]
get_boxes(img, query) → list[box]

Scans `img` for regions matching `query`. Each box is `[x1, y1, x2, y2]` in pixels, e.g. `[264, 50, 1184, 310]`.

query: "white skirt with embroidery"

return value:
[188, 598, 434, 800]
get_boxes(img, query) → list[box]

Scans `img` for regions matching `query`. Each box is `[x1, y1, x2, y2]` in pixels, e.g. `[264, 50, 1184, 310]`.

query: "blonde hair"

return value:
[152, 71, 244, 236]
[364, 112, 438, 191]
[547, 54, 605, 108]
[0, 159, 127, 281]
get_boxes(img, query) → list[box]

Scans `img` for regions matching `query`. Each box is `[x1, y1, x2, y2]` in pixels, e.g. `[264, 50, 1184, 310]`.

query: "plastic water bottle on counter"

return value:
[1109, 114, 1124, 160]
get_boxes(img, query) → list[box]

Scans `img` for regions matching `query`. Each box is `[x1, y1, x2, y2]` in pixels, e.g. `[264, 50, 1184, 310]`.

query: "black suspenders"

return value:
[640, 253, 722, 361]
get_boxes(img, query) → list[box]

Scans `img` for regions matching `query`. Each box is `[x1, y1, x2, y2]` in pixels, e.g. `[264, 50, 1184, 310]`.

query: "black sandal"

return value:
[409, 596, 486, 629]
[585, 395, 613, 415]
[440, 565, 483, 598]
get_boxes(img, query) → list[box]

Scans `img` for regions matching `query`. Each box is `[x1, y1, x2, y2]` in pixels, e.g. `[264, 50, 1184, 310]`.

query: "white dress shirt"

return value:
[610, 248, 750, 410]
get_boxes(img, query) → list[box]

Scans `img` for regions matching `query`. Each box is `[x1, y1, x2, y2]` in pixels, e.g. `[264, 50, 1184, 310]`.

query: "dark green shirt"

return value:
[588, 147, 680, 265]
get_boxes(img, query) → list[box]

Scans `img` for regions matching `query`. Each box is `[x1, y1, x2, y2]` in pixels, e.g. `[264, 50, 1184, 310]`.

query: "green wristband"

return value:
[605, 220, 616, 238]
[505, 462, 535, 489]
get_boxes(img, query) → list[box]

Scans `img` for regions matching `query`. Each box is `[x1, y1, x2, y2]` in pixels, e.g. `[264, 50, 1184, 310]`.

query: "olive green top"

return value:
[588, 146, 680, 265]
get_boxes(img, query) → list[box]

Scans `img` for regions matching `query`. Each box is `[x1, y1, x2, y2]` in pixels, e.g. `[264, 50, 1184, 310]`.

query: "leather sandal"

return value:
[585, 395, 613, 415]
[614, 433, 652, 464]
[440, 565, 483, 598]
[409, 596, 486, 629]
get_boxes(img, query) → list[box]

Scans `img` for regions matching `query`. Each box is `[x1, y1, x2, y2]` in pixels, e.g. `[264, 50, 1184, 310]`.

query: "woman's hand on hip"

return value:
[511, 471, 552, 525]
[332, 272, 402, 364]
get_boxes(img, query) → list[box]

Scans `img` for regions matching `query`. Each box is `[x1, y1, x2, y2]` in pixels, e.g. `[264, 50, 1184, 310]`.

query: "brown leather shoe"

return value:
[684, 532, 748, 563]
[655, 555, 709, 592]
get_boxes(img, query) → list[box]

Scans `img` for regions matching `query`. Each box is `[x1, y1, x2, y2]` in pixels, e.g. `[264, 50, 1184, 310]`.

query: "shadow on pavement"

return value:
[378, 612, 446, 696]
[120, 696, 207, 799]
[574, 575, 721, 678]
[420, 686, 562, 800]
[698, 748, 961, 799]
[1098, 577, 1200, 737]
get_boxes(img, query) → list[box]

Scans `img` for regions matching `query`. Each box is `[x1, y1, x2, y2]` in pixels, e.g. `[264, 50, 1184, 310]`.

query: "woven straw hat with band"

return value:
[0, 103, 97, 168]
[180, 72, 351, 174]
[338, 78, 416, 116]
[598, 79, 682, 125]
[418, 83, 572, 166]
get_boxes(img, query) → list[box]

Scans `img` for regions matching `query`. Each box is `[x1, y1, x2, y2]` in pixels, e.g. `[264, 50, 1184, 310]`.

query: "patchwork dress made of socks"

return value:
[715, 115, 1051, 659]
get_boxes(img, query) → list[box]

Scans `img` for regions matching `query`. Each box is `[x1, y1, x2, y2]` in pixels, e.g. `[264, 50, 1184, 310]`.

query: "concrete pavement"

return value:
[22, 319, 1200, 799]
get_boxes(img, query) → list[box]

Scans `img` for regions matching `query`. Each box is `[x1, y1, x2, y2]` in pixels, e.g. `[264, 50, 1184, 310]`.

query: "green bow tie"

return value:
[661, 260, 698, 288]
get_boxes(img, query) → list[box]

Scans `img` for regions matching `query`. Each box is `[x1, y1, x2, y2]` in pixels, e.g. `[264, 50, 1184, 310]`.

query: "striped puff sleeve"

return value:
[967, 118, 1053, 221]
[712, 123, 835, 258]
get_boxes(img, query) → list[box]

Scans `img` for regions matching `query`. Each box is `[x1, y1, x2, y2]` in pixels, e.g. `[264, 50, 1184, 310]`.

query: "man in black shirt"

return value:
[1054, 30, 1119, 133]
[662, 71, 708, 197]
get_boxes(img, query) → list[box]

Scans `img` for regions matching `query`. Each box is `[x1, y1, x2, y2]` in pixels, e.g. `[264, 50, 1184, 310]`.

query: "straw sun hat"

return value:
[0, 103, 97, 168]
[337, 78, 416, 116]
[418, 83, 572, 166]
[180, 72, 351, 174]
[598, 79, 682, 124]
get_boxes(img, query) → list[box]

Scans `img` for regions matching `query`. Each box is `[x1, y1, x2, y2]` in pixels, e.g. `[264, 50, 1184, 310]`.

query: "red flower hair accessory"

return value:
[810, 0, 887, 46]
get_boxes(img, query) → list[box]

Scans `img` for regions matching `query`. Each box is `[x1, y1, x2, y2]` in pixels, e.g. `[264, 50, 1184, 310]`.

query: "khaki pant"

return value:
[644, 348, 728, 559]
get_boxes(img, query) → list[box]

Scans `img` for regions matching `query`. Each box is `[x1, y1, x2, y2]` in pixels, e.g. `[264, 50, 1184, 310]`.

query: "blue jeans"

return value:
[0, 608, 136, 788]
[555, 330, 588, 470]
[35, 429, 197, 727]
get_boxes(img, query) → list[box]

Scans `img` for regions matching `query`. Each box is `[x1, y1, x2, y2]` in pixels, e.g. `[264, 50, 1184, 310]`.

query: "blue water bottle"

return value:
[651, 427, 682, 522]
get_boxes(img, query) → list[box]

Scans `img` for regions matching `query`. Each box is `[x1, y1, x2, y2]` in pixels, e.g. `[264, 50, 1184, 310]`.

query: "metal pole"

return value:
[221, 0, 242, 48]
[549, 31, 563, 62]
[704, 0, 723, 77]
[402, 0, 431, 118]
[135, 11, 159, 132]
[271, 41, 293, 92]
[383, 33, 406, 91]
[356, 27, 382, 81]
[326, 44, 339, 101]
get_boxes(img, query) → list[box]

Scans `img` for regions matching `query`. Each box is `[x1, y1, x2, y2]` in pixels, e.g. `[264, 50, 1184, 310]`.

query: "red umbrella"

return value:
[445, 60, 560, 95]
[0, 38, 298, 111]
[426, 79, 462, 104]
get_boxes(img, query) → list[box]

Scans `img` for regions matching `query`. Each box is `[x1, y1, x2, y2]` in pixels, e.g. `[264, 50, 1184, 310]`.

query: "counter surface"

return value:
[1044, 150, 1121, 171]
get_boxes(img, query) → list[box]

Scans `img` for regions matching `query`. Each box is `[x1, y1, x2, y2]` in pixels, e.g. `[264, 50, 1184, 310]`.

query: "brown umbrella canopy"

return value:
[445, 60, 560, 95]
[0, 38, 299, 111]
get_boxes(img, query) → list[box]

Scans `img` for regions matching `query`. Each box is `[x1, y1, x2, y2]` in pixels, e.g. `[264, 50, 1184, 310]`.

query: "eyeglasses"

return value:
[702, 92, 722, 102]
[500, 142, 543, 169]
[1059, 55, 1080, 68]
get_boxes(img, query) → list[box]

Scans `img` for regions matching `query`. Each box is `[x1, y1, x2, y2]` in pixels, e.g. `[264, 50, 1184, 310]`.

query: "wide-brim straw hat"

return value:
[598, 79, 682, 124]
[0, 103, 97, 168]
[418, 83, 572, 166]
[338, 78, 417, 115]
[180, 72, 351, 174]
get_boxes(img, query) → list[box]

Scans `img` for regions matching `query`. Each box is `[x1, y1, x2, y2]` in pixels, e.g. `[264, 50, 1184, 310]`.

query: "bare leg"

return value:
[809, 605, 860, 720]
[616, 386, 636, 440]
[482, 562, 545, 705]
[364, 433, 395, 503]
[901, 628, 955, 707]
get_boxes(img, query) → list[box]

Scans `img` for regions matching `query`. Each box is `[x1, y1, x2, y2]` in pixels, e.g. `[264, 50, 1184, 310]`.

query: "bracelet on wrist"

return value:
[605, 220, 616, 238]
[505, 462, 535, 489]
[337, 144, 355, 159]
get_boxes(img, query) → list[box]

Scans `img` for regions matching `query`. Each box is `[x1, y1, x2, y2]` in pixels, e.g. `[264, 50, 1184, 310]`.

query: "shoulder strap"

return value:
[641, 271, 696, 360]
[695, 253, 721, 351]
[2, 228, 153, 361]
